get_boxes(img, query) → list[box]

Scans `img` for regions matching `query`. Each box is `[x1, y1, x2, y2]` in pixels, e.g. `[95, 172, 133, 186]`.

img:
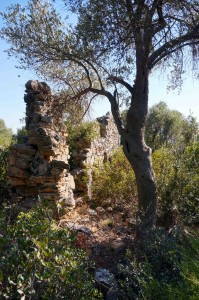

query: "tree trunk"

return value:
[123, 137, 157, 239]
[123, 68, 157, 240]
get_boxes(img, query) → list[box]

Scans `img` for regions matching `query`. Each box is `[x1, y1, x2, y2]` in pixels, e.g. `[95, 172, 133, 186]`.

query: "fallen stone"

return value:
[88, 209, 98, 216]
[96, 206, 106, 214]
[107, 207, 113, 212]
[95, 268, 115, 288]
[72, 225, 92, 236]
[111, 239, 127, 255]
[75, 197, 84, 206]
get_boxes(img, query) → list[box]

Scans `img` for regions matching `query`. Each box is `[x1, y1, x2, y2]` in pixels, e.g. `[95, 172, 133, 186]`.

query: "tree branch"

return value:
[80, 94, 97, 120]
[65, 83, 125, 137]
[150, 40, 199, 69]
[107, 76, 134, 94]
[89, 87, 126, 137]
[148, 23, 199, 69]
[67, 56, 92, 87]
[83, 58, 104, 89]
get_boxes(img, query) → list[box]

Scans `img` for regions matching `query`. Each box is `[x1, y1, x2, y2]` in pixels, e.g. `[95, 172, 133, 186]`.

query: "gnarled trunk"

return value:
[123, 137, 157, 239]
[123, 68, 157, 240]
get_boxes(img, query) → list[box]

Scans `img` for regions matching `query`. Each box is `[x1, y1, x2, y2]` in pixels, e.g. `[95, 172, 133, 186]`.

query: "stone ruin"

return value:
[71, 113, 120, 197]
[7, 80, 75, 208]
[7, 80, 120, 208]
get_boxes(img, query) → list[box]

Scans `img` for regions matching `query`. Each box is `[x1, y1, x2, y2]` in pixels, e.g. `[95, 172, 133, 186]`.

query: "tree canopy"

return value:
[0, 119, 13, 148]
[1, 0, 199, 113]
[145, 102, 198, 150]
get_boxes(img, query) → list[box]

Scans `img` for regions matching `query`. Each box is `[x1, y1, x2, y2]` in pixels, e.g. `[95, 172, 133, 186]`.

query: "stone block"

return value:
[8, 154, 16, 166]
[51, 160, 69, 169]
[10, 144, 36, 155]
[8, 177, 26, 186]
[16, 158, 29, 169]
[29, 175, 46, 184]
[7, 166, 29, 178]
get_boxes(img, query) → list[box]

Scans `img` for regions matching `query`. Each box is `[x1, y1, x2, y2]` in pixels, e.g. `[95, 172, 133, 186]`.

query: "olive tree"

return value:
[145, 102, 198, 150]
[1, 0, 199, 239]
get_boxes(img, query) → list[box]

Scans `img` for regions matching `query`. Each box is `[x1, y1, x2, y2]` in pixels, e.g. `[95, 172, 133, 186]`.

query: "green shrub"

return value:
[89, 140, 198, 226]
[0, 119, 13, 148]
[179, 142, 199, 224]
[66, 120, 100, 168]
[142, 229, 182, 283]
[91, 147, 137, 210]
[67, 120, 100, 149]
[145, 102, 198, 151]
[153, 142, 199, 227]
[0, 202, 102, 299]
[13, 126, 28, 144]
[0, 148, 12, 203]
[117, 230, 199, 300]
[139, 232, 199, 300]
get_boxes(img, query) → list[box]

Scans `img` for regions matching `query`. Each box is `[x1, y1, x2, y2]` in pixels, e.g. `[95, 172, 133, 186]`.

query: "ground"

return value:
[59, 200, 136, 272]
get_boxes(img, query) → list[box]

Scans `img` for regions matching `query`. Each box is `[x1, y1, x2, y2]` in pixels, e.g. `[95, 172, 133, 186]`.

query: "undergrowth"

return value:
[0, 202, 102, 299]
[117, 229, 199, 300]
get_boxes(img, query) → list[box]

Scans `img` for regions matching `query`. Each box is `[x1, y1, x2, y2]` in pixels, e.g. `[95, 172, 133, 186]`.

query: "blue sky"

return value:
[0, 0, 198, 133]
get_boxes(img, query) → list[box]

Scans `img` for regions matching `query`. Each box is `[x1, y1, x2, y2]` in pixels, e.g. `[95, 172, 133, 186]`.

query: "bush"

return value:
[0, 148, 12, 204]
[140, 231, 199, 300]
[0, 202, 102, 299]
[0, 119, 13, 148]
[66, 120, 100, 168]
[117, 230, 199, 300]
[13, 126, 28, 144]
[142, 229, 182, 282]
[67, 120, 100, 149]
[91, 147, 137, 210]
[145, 102, 198, 151]
[153, 142, 199, 227]
[179, 142, 199, 224]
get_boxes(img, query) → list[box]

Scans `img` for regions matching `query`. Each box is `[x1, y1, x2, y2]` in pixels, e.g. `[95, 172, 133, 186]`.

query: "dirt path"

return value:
[58, 201, 136, 273]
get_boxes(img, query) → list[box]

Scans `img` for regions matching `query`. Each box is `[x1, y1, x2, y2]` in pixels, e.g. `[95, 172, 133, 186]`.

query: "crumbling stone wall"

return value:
[71, 113, 120, 196]
[7, 81, 120, 204]
[7, 80, 75, 208]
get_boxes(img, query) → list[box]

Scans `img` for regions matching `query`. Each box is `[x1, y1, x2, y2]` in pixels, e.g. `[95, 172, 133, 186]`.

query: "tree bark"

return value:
[122, 68, 157, 240]
[123, 136, 157, 239]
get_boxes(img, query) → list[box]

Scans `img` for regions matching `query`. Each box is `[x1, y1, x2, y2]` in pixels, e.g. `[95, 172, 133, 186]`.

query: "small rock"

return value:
[67, 222, 76, 228]
[95, 268, 115, 288]
[96, 206, 106, 214]
[63, 194, 76, 207]
[127, 218, 136, 227]
[107, 207, 113, 212]
[74, 225, 92, 235]
[80, 218, 90, 223]
[106, 199, 112, 205]
[88, 209, 97, 216]
[67, 223, 91, 235]
[101, 218, 114, 228]
[75, 197, 84, 206]
[111, 239, 126, 255]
